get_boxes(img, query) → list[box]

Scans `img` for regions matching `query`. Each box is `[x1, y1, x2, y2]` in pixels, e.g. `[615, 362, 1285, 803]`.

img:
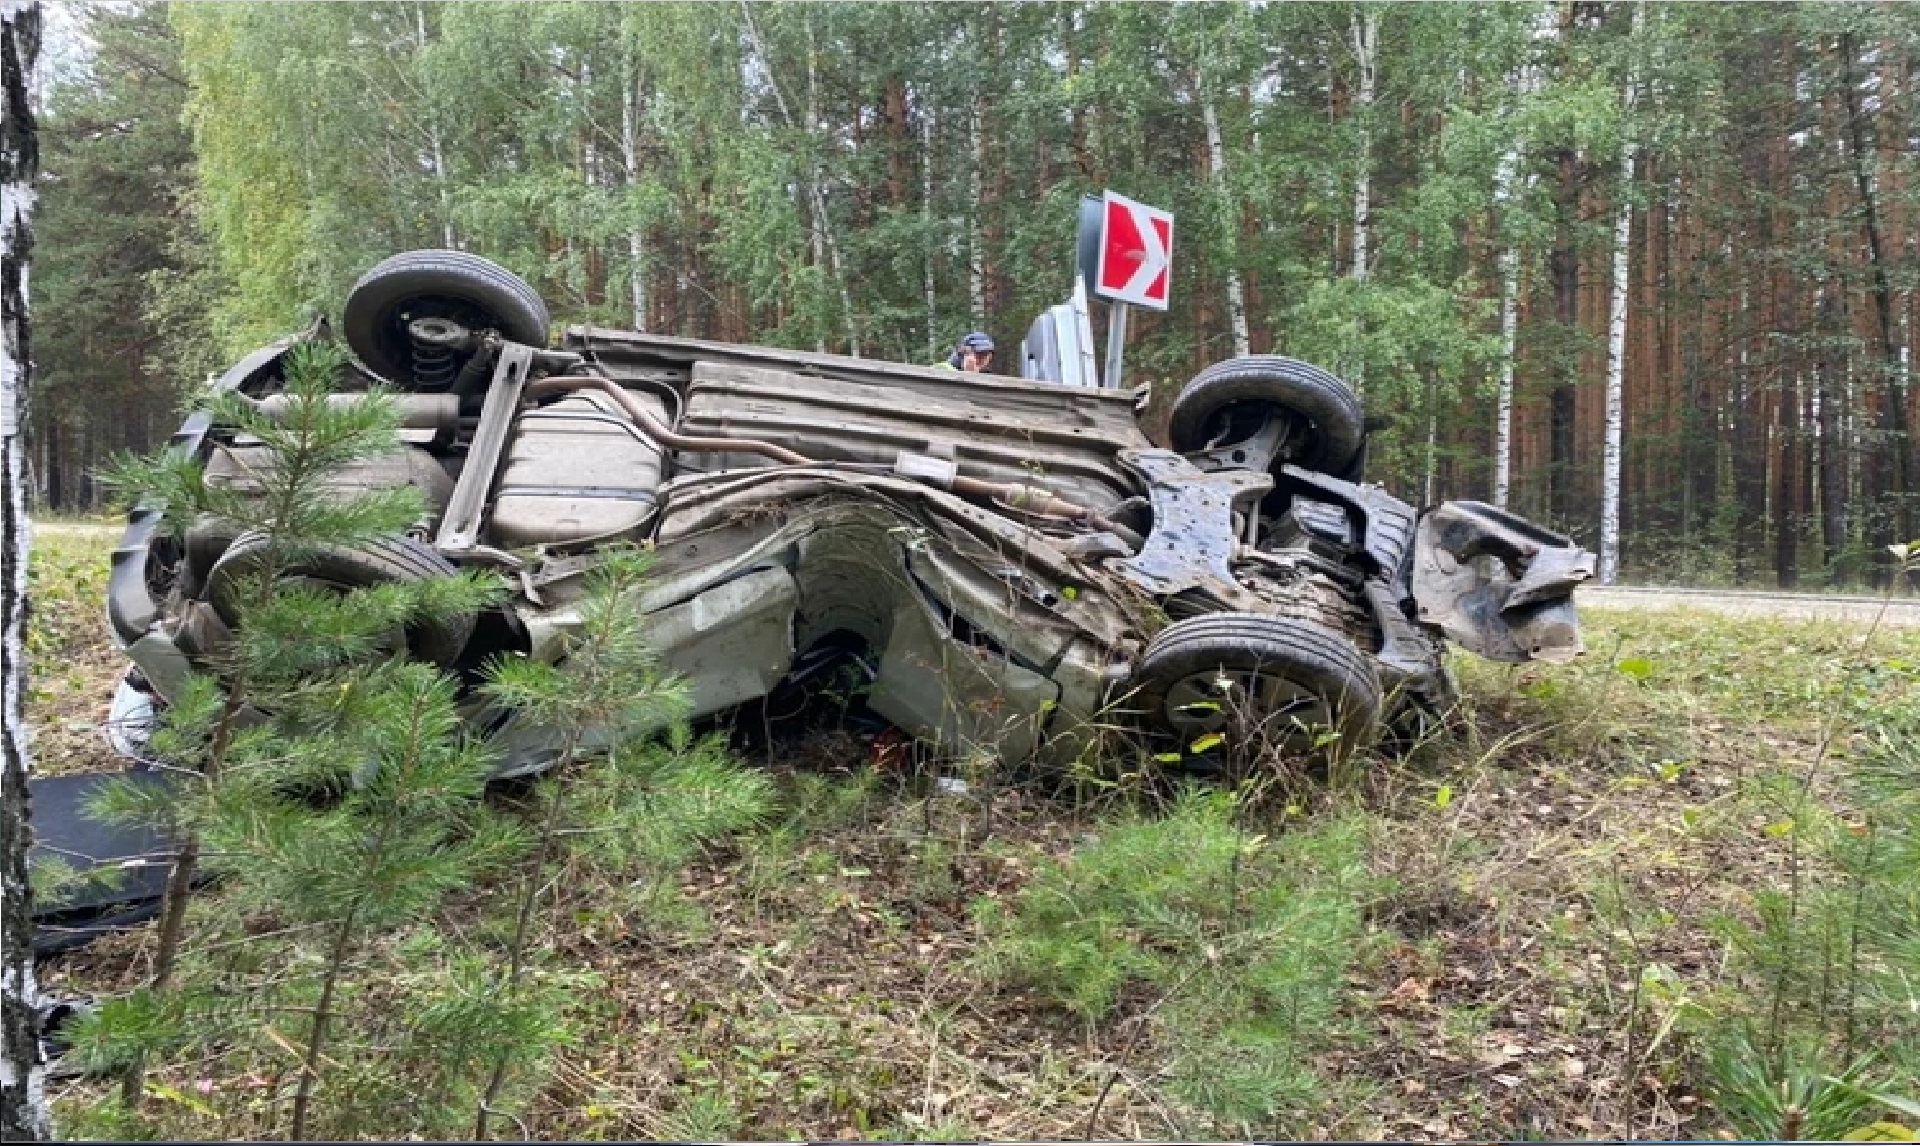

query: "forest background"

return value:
[30, 0, 1920, 587]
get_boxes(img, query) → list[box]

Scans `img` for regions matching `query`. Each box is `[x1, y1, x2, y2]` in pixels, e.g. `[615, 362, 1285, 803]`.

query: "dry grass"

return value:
[1337, 608, 1920, 1139]
[28, 521, 1920, 1140]
[24, 520, 125, 777]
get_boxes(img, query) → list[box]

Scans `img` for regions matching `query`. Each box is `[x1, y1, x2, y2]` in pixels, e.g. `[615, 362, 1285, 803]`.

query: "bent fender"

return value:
[1410, 500, 1595, 664]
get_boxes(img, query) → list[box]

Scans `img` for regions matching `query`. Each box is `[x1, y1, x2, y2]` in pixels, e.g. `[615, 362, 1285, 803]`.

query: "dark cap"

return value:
[958, 332, 995, 354]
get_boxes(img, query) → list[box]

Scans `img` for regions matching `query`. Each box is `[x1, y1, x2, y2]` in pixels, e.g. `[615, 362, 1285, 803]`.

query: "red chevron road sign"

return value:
[1092, 191, 1173, 310]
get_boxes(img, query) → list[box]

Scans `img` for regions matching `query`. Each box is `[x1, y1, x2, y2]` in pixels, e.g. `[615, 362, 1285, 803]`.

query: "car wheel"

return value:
[204, 531, 475, 666]
[342, 250, 549, 387]
[1168, 355, 1366, 477]
[1133, 612, 1382, 759]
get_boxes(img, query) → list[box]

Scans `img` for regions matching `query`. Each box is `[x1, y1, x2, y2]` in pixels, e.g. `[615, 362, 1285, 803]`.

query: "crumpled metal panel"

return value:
[866, 582, 1061, 763]
[1410, 500, 1595, 664]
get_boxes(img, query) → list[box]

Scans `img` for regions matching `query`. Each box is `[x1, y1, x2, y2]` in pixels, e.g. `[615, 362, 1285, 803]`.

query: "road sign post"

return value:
[1103, 302, 1128, 391]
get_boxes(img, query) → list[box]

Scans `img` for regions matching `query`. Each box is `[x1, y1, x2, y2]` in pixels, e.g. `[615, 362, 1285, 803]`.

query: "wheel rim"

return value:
[1162, 666, 1334, 749]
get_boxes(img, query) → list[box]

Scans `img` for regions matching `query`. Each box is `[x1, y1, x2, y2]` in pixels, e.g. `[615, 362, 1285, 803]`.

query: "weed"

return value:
[974, 788, 1379, 1133]
[1680, 548, 1920, 1139]
[657, 1088, 743, 1141]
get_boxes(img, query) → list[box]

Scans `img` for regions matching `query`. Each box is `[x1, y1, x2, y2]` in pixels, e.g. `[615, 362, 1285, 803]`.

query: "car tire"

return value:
[1168, 355, 1366, 477]
[204, 531, 474, 666]
[1132, 611, 1382, 759]
[342, 250, 549, 387]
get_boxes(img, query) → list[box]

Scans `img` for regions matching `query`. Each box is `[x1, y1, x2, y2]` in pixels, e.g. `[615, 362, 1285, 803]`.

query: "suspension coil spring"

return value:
[410, 342, 456, 389]
[406, 316, 467, 390]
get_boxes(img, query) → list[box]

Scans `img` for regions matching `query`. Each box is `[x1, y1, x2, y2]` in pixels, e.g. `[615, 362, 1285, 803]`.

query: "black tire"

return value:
[342, 250, 549, 386]
[1133, 612, 1382, 759]
[1168, 355, 1366, 477]
[204, 531, 474, 666]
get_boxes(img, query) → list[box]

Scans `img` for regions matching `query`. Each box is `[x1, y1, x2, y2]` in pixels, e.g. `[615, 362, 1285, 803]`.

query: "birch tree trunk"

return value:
[1599, 0, 1645, 585]
[921, 92, 937, 359]
[621, 47, 647, 331]
[1349, 8, 1377, 284]
[968, 89, 985, 330]
[413, 3, 455, 250]
[1491, 7, 1556, 509]
[806, 24, 826, 354]
[1837, 30, 1909, 570]
[734, 3, 856, 356]
[1493, 77, 1524, 507]
[1493, 240, 1520, 508]
[1, 1, 48, 1138]
[1817, 287, 1848, 578]
[579, 57, 597, 184]
[1201, 91, 1249, 357]
[1423, 371, 1439, 507]
[803, 16, 857, 356]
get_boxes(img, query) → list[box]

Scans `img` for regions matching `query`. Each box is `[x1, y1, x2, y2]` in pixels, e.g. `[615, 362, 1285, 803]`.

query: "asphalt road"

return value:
[1579, 584, 1920, 628]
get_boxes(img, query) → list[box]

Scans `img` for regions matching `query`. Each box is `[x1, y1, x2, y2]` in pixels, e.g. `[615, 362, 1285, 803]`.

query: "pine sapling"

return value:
[91, 340, 467, 1106]
[257, 662, 507, 1140]
[470, 547, 690, 1139]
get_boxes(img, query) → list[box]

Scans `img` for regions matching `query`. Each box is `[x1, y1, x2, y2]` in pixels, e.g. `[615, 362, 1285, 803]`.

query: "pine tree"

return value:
[87, 339, 498, 1118]
[470, 547, 744, 1138]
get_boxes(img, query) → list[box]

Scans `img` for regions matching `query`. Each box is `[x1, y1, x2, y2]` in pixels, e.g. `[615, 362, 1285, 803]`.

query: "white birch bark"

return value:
[621, 49, 648, 332]
[1494, 239, 1520, 507]
[414, 4, 456, 250]
[968, 90, 985, 330]
[1, 1, 49, 1138]
[797, 17, 859, 356]
[1490, 52, 1528, 508]
[737, 3, 858, 356]
[922, 93, 938, 358]
[1349, 8, 1377, 284]
[582, 58, 599, 190]
[1599, 0, 1645, 585]
[1491, 96, 1528, 507]
[805, 25, 826, 353]
[1492, 5, 1559, 508]
[1201, 92, 1250, 357]
[1424, 374, 1440, 507]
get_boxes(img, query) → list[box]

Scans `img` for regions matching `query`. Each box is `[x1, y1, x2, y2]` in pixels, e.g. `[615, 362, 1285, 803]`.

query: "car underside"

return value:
[98, 250, 1594, 785]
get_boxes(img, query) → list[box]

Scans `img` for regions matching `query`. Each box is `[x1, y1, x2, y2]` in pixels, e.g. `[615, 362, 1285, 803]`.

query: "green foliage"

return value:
[208, 663, 503, 923]
[975, 789, 1378, 1130]
[1689, 656, 1920, 1137]
[1702, 1031, 1879, 1142]
[102, 342, 422, 546]
[480, 547, 685, 741]
[74, 334, 519, 1139]
[569, 731, 776, 876]
[33, 2, 204, 508]
[468, 546, 762, 1136]
[63, 989, 189, 1080]
[658, 1090, 746, 1142]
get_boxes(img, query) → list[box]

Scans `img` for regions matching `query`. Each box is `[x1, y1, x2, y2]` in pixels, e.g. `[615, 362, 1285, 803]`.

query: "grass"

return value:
[26, 522, 1920, 1140]
[24, 520, 123, 777]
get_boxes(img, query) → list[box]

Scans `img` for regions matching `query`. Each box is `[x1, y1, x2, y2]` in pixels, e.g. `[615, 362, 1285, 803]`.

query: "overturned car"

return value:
[104, 250, 1592, 781]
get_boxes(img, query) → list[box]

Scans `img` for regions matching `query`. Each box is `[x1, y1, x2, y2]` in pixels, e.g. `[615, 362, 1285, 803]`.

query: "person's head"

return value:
[950, 331, 995, 373]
